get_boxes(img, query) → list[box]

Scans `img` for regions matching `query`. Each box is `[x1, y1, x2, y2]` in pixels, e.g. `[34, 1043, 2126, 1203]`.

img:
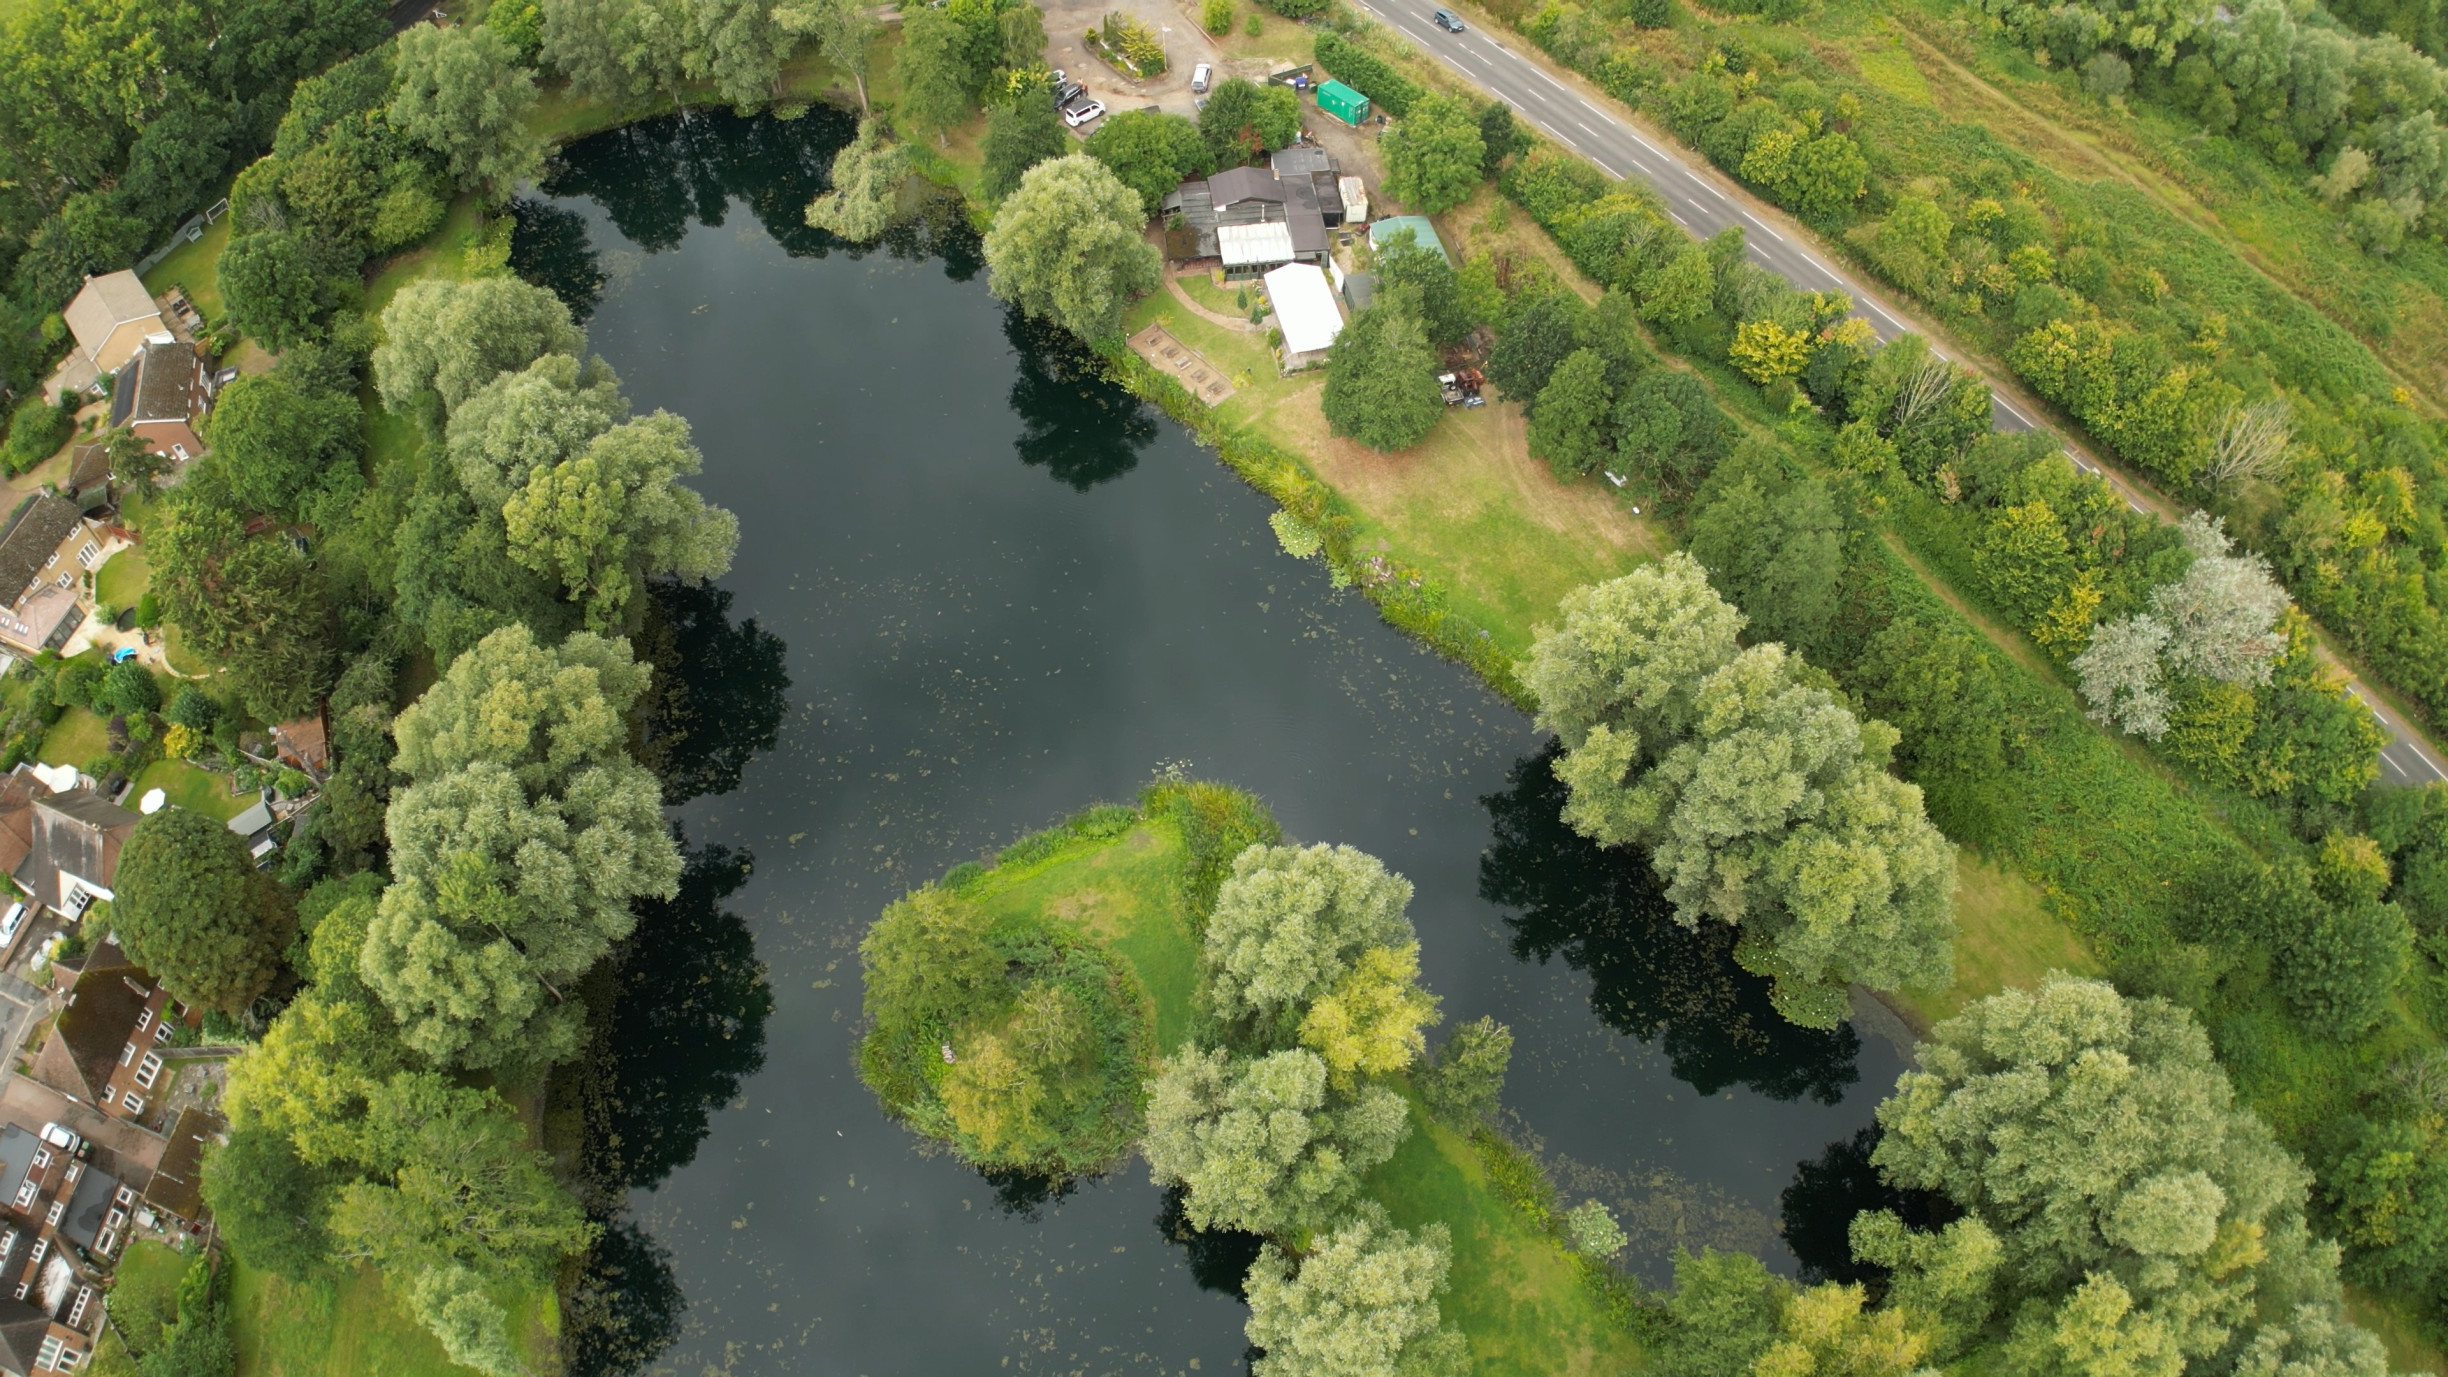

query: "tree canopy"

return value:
[1381, 93, 1486, 215]
[1200, 842, 1419, 1046]
[500, 410, 741, 632]
[1519, 554, 1957, 1026]
[1320, 294, 1445, 452]
[387, 23, 543, 199]
[1871, 976, 2381, 1377]
[374, 275, 587, 414]
[1243, 1204, 1468, 1377]
[1084, 110, 1214, 217]
[984, 155, 1163, 342]
[1142, 1045, 1409, 1237]
[363, 625, 680, 1069]
[204, 373, 366, 515]
[804, 118, 910, 241]
[112, 808, 295, 1013]
[980, 96, 1069, 200]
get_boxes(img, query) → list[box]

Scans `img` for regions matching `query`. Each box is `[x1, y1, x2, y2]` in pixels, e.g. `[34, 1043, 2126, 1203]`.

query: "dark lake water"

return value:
[520, 108, 1910, 1377]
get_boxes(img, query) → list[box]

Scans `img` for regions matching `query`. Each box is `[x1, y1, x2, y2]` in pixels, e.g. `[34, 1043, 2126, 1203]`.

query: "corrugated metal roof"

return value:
[1220, 221, 1297, 268]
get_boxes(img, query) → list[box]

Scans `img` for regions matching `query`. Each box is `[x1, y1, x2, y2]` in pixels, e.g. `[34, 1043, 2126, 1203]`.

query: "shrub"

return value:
[1203, 0, 1233, 33]
[0, 393, 77, 476]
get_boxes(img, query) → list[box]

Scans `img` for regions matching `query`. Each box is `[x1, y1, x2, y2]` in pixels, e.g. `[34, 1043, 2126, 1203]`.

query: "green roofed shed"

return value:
[1317, 80, 1370, 125]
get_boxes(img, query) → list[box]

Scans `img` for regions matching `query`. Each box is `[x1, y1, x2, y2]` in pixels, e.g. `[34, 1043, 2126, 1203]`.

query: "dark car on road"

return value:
[1432, 7, 1466, 30]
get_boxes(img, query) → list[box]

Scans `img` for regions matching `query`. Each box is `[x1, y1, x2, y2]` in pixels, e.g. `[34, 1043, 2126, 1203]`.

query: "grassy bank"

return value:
[941, 802, 1643, 1376]
[229, 1262, 556, 1377]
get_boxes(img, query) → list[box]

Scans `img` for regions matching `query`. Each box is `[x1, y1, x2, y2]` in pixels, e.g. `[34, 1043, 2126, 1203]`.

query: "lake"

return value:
[520, 106, 1910, 1377]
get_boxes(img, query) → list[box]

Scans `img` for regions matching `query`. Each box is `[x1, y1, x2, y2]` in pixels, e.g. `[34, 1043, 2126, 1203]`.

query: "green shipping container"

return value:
[1317, 79, 1370, 125]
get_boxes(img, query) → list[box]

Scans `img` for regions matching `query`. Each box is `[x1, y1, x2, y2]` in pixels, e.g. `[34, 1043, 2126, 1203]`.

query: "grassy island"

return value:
[860, 781, 1642, 1376]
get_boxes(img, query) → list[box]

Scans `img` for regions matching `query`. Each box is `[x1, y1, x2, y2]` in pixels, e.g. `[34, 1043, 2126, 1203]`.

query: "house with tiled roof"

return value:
[12, 791, 137, 923]
[60, 273, 163, 377]
[0, 497, 93, 659]
[139, 1107, 221, 1231]
[30, 955, 181, 1125]
[107, 339, 209, 462]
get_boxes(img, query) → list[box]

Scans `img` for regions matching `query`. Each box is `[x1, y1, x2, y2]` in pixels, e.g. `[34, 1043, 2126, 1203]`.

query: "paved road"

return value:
[1351, 0, 2448, 786]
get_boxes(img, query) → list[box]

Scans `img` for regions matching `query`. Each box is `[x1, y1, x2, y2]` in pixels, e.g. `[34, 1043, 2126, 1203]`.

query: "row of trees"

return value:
[1502, 145, 2391, 824]
[1142, 841, 1476, 1376]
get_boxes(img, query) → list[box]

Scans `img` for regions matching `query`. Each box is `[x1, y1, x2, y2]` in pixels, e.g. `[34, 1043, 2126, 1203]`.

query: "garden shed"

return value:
[1370, 216, 1449, 264]
[1317, 80, 1370, 126]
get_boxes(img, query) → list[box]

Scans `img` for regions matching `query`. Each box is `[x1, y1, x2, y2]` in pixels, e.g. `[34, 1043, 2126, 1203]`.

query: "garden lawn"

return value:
[963, 819, 1202, 1053]
[140, 215, 232, 327]
[230, 1261, 555, 1377]
[36, 708, 107, 770]
[131, 758, 250, 822]
[968, 814, 1641, 1374]
[1123, 290, 1659, 661]
[93, 547, 147, 613]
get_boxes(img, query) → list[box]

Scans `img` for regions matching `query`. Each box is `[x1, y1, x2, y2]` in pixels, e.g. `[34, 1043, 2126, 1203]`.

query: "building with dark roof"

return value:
[141, 1108, 221, 1227]
[60, 447, 110, 516]
[13, 791, 137, 921]
[31, 959, 175, 1128]
[0, 497, 92, 659]
[1162, 149, 1348, 271]
[107, 338, 208, 462]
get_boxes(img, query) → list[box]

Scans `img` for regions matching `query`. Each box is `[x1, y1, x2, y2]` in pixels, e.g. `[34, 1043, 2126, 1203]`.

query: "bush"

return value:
[1246, 11, 1263, 32]
[1419, 1016, 1513, 1125]
[1203, 0, 1233, 33]
[857, 882, 1154, 1176]
[0, 393, 77, 476]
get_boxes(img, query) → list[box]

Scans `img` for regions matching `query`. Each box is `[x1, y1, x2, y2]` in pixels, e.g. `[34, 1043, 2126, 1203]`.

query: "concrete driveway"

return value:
[1042, 0, 1222, 123]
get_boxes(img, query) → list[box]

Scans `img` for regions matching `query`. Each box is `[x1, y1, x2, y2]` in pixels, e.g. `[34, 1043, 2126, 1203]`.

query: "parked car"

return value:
[0, 903, 24, 950]
[38, 1123, 84, 1156]
[1191, 62, 1212, 94]
[1054, 79, 1085, 107]
[1432, 6, 1466, 29]
[1062, 99, 1106, 127]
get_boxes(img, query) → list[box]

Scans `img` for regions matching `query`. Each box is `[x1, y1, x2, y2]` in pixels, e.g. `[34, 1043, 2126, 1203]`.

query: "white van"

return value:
[1191, 62, 1212, 94]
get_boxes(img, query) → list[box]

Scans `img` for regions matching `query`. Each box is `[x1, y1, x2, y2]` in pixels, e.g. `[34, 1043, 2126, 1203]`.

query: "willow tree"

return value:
[361, 625, 679, 1069]
[1519, 554, 1956, 1026]
[1869, 976, 2387, 1377]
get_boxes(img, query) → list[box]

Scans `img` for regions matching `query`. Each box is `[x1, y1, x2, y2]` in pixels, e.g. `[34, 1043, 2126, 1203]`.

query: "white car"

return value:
[0, 902, 24, 950]
[1062, 99, 1106, 128]
[1191, 62, 1212, 94]
[38, 1123, 83, 1155]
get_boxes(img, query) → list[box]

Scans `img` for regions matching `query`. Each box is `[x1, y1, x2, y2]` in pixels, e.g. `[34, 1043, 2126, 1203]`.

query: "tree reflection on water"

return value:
[1480, 744, 1862, 1104]
[1004, 305, 1158, 492]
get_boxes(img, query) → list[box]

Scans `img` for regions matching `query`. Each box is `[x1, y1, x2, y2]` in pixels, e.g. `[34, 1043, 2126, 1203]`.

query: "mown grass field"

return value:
[230, 1262, 555, 1377]
[960, 814, 1644, 1376]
